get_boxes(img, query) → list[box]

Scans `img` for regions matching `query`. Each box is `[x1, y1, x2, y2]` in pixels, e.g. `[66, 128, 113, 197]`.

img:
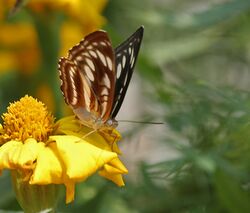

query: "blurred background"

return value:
[0, 0, 250, 212]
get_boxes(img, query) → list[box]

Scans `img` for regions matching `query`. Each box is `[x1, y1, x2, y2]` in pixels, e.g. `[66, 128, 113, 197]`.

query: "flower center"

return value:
[1, 95, 54, 142]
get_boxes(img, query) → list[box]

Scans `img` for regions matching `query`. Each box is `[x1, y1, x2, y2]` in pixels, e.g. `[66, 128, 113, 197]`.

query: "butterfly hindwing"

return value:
[59, 31, 116, 122]
[111, 26, 144, 118]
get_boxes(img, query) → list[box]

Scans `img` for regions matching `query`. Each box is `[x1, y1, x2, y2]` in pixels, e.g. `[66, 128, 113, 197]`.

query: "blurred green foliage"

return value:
[0, 0, 250, 212]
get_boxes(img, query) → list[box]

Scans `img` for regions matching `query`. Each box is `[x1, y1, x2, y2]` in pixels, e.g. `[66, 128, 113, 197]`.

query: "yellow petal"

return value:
[30, 142, 64, 184]
[106, 158, 128, 174]
[90, 0, 108, 12]
[51, 135, 118, 181]
[69, 1, 106, 27]
[0, 138, 41, 170]
[55, 116, 123, 154]
[0, 140, 21, 170]
[99, 158, 128, 187]
[60, 22, 85, 56]
[65, 181, 75, 204]
[0, 124, 3, 133]
[99, 169, 125, 187]
[55, 116, 113, 151]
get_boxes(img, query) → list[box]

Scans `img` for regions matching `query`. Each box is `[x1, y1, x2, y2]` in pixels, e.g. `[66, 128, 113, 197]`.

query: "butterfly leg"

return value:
[82, 129, 97, 139]
[100, 129, 119, 152]
[110, 132, 118, 152]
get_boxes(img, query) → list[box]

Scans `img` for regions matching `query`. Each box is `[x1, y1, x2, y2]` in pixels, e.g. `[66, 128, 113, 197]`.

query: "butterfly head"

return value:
[73, 106, 118, 130]
[92, 117, 118, 130]
[105, 118, 118, 128]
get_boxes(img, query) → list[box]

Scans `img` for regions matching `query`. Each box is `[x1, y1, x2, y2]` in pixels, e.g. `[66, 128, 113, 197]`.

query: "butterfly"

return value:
[58, 26, 144, 132]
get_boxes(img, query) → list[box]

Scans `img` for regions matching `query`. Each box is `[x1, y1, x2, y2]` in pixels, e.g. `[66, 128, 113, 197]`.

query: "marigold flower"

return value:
[0, 95, 127, 210]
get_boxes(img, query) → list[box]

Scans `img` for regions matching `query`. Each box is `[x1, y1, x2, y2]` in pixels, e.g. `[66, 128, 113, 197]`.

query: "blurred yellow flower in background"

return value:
[0, 0, 107, 73]
[0, 95, 127, 208]
[27, 0, 108, 55]
[0, 0, 108, 114]
[0, 21, 39, 74]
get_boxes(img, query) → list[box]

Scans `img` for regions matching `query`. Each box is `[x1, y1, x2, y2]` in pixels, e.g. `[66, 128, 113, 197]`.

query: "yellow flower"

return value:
[0, 95, 128, 206]
[0, 0, 108, 113]
[0, 22, 39, 74]
[28, 0, 107, 27]
[27, 0, 107, 55]
[0, 0, 107, 73]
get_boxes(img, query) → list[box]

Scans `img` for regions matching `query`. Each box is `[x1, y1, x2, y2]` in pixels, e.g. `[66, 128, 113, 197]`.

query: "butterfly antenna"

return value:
[118, 120, 164, 125]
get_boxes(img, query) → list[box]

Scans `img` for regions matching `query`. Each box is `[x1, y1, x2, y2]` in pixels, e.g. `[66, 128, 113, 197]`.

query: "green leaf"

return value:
[215, 170, 250, 213]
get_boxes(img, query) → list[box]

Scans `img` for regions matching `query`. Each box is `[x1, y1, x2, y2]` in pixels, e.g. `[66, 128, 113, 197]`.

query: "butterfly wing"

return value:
[111, 26, 144, 118]
[59, 30, 116, 123]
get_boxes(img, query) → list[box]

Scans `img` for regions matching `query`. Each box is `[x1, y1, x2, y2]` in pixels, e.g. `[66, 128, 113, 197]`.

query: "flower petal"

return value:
[99, 158, 128, 187]
[51, 135, 118, 181]
[30, 142, 64, 184]
[106, 158, 128, 174]
[0, 124, 3, 134]
[55, 116, 114, 151]
[65, 181, 75, 204]
[0, 138, 41, 170]
[99, 169, 125, 187]
[0, 140, 21, 170]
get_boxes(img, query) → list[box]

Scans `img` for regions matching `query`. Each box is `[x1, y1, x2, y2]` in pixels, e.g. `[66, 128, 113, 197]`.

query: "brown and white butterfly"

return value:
[58, 26, 144, 132]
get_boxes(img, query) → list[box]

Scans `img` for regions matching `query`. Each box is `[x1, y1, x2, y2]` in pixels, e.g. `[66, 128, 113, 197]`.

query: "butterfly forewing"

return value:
[59, 30, 116, 123]
[111, 26, 144, 118]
